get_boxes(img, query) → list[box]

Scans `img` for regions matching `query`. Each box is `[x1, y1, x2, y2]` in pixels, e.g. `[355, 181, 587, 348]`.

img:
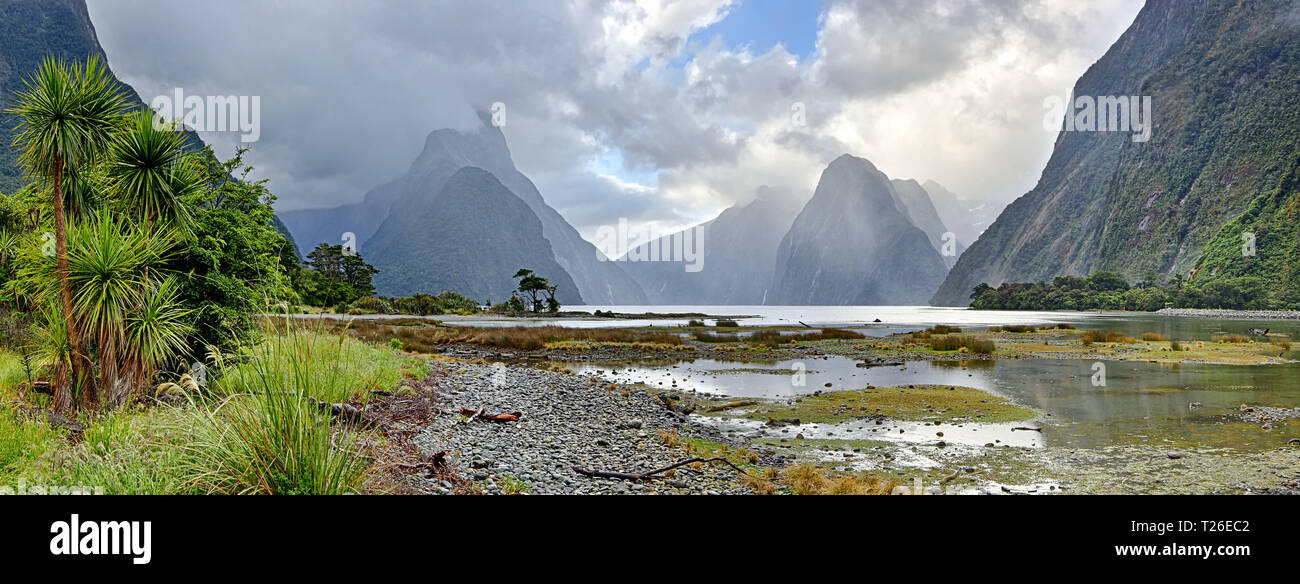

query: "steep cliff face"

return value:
[619, 186, 803, 304]
[0, 0, 213, 190]
[890, 178, 959, 266]
[770, 155, 949, 305]
[365, 166, 580, 302]
[933, 0, 1300, 305]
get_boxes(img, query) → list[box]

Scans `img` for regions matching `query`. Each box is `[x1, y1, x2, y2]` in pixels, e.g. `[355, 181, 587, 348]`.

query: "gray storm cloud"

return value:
[87, 0, 1142, 238]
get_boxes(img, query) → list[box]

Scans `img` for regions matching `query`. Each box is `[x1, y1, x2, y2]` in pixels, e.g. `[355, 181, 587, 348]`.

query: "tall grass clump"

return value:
[1079, 330, 1133, 345]
[0, 405, 60, 481]
[1141, 332, 1166, 341]
[999, 325, 1036, 333]
[1170, 339, 1184, 352]
[27, 406, 188, 494]
[221, 327, 412, 403]
[927, 334, 995, 354]
[779, 462, 895, 495]
[178, 326, 373, 494]
[1213, 333, 1251, 344]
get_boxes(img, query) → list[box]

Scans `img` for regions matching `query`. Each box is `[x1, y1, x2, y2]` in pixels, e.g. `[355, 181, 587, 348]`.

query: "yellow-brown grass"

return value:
[1141, 332, 1166, 341]
[1079, 330, 1133, 345]
[294, 318, 684, 353]
[779, 462, 894, 495]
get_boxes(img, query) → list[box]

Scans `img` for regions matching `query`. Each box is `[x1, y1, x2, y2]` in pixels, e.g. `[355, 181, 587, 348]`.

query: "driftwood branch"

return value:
[18, 406, 84, 434]
[458, 407, 520, 422]
[574, 456, 756, 481]
[702, 400, 757, 413]
[308, 397, 370, 427]
[1012, 426, 1042, 432]
[19, 380, 52, 396]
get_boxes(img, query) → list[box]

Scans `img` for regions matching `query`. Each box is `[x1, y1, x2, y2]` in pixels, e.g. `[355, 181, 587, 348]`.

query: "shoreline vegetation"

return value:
[969, 272, 1290, 312]
[4, 311, 1296, 494]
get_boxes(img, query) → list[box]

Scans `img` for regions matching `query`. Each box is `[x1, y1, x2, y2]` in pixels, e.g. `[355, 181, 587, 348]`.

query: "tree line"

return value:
[969, 271, 1282, 311]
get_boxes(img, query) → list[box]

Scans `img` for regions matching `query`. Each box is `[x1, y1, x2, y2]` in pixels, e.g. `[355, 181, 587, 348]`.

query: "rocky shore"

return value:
[411, 362, 771, 494]
[1155, 308, 1300, 320]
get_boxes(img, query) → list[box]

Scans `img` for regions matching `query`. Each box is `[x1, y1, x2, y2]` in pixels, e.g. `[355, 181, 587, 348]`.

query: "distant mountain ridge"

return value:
[618, 186, 804, 305]
[281, 117, 648, 304]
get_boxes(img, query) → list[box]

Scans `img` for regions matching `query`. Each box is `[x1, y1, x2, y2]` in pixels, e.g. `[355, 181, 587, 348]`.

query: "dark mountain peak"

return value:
[769, 156, 949, 305]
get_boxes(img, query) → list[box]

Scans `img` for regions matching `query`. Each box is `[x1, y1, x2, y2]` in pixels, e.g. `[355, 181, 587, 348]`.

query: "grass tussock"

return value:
[909, 325, 962, 339]
[748, 328, 866, 347]
[323, 319, 684, 353]
[180, 327, 375, 494]
[1213, 333, 1251, 344]
[221, 328, 420, 403]
[1141, 332, 1166, 341]
[693, 332, 739, 343]
[1079, 330, 1134, 345]
[927, 334, 995, 354]
[992, 324, 1036, 333]
[779, 462, 895, 495]
[1170, 339, 1184, 352]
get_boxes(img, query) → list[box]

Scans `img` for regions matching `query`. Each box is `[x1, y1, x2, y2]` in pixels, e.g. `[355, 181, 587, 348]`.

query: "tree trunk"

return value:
[51, 156, 91, 412]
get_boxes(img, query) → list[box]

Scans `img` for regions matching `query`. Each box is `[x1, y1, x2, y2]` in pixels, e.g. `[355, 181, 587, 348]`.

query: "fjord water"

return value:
[447, 305, 1300, 342]
[528, 306, 1299, 453]
[567, 357, 1300, 451]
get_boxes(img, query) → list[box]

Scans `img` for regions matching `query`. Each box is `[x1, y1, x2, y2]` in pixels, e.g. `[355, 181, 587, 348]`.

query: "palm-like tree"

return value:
[7, 57, 127, 411]
[109, 110, 199, 233]
[66, 212, 188, 406]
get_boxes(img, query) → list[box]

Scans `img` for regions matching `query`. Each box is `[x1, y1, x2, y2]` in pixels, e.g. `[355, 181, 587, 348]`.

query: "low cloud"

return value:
[88, 0, 1142, 238]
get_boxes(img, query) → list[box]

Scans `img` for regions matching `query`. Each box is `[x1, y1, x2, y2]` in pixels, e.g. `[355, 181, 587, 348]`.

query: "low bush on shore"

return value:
[748, 328, 866, 347]
[991, 325, 1036, 333]
[1079, 330, 1133, 345]
[927, 334, 995, 354]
